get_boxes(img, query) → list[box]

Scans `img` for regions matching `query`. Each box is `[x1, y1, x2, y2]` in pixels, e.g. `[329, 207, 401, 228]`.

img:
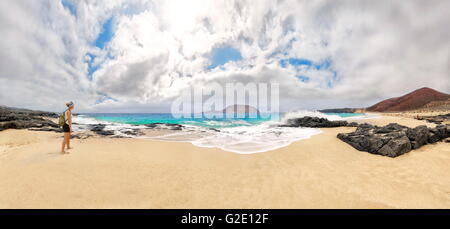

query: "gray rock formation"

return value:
[145, 123, 183, 130]
[416, 113, 450, 125]
[88, 124, 115, 136]
[337, 123, 449, 157]
[281, 116, 349, 128]
[0, 106, 59, 131]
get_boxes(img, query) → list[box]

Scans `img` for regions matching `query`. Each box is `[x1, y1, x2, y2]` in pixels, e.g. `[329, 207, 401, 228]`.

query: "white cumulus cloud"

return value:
[0, 0, 449, 112]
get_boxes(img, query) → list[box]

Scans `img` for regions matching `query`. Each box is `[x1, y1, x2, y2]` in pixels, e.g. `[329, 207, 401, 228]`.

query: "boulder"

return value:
[145, 123, 183, 130]
[377, 136, 412, 157]
[406, 125, 429, 149]
[337, 122, 449, 158]
[88, 124, 115, 136]
[122, 129, 144, 136]
[375, 123, 408, 134]
[282, 116, 348, 128]
[89, 124, 106, 132]
[95, 130, 115, 136]
[346, 122, 359, 127]
[428, 125, 450, 143]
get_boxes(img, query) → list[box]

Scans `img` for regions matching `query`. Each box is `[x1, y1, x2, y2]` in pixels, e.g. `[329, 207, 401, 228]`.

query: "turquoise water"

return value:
[82, 112, 364, 129]
[83, 113, 277, 129]
[76, 112, 366, 154]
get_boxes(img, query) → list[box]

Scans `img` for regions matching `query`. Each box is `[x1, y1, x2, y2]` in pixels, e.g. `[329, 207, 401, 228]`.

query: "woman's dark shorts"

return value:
[63, 123, 71, 133]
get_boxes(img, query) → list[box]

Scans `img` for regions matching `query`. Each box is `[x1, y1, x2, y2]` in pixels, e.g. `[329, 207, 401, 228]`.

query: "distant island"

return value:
[221, 105, 259, 114]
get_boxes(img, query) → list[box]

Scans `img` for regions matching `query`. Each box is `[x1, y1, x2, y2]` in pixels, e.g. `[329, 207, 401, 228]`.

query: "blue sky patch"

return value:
[279, 58, 332, 70]
[327, 71, 338, 88]
[207, 45, 242, 69]
[95, 17, 115, 49]
[280, 58, 312, 68]
[61, 0, 76, 16]
[280, 58, 337, 86]
[296, 75, 310, 82]
[95, 93, 118, 104]
[86, 53, 98, 80]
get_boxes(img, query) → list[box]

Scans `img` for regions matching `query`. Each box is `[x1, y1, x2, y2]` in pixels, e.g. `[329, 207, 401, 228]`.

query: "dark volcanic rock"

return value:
[281, 116, 348, 128]
[122, 129, 144, 136]
[88, 124, 115, 136]
[375, 123, 408, 134]
[95, 130, 115, 136]
[428, 125, 450, 143]
[406, 125, 429, 149]
[346, 122, 359, 127]
[377, 136, 412, 157]
[337, 122, 450, 157]
[29, 127, 62, 133]
[89, 124, 106, 132]
[417, 113, 450, 125]
[145, 123, 183, 130]
[0, 106, 60, 132]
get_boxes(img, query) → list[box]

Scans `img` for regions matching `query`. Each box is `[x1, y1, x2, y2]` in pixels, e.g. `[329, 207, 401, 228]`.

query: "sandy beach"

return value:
[0, 114, 449, 209]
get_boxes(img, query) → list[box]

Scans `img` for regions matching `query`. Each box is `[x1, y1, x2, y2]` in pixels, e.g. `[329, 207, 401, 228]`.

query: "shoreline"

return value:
[1, 114, 449, 208]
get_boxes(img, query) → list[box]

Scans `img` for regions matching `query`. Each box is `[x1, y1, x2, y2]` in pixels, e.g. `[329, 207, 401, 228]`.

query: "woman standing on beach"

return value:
[61, 101, 74, 154]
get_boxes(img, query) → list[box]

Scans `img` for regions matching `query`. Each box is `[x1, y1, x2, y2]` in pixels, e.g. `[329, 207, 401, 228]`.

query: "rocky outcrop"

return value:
[406, 125, 429, 149]
[88, 124, 115, 136]
[145, 123, 183, 130]
[428, 125, 450, 144]
[0, 106, 59, 131]
[337, 123, 449, 157]
[280, 116, 351, 128]
[88, 124, 145, 137]
[122, 129, 144, 136]
[416, 113, 450, 125]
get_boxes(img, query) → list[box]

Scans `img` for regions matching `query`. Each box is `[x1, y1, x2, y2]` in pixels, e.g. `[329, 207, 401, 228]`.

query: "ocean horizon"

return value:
[78, 112, 366, 129]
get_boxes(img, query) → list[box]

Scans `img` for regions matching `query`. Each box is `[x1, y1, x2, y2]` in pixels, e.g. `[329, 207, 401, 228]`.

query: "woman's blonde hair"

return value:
[66, 101, 74, 108]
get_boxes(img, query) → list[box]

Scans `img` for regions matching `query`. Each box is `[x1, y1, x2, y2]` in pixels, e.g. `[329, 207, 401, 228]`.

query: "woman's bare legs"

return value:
[66, 132, 72, 150]
[61, 132, 70, 153]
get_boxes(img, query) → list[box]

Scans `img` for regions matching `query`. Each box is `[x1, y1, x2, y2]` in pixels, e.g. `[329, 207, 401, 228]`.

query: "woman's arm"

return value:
[68, 111, 72, 131]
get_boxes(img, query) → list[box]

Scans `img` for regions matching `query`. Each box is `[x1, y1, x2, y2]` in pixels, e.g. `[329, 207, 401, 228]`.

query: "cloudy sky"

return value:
[0, 0, 449, 113]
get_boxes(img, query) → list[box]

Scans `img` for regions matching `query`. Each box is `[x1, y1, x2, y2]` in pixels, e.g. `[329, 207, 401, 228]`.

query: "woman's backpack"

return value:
[58, 110, 68, 127]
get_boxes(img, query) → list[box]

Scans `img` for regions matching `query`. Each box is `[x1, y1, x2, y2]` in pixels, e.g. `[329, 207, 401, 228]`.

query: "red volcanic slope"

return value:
[367, 87, 450, 112]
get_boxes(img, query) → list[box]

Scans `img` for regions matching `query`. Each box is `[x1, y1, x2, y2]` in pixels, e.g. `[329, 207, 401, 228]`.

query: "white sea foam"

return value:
[190, 122, 322, 154]
[281, 110, 344, 122]
[73, 111, 378, 154]
[281, 110, 381, 122]
[72, 115, 145, 137]
[184, 111, 378, 154]
[136, 118, 322, 154]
